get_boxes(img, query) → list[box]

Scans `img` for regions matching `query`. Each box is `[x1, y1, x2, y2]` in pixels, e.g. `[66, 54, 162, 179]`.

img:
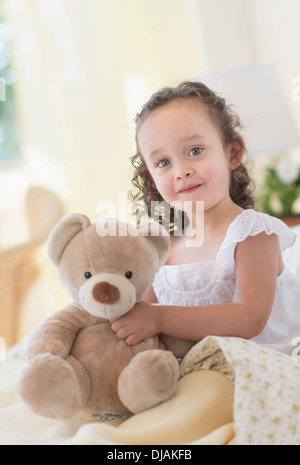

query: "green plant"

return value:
[0, 1, 21, 166]
[258, 154, 300, 217]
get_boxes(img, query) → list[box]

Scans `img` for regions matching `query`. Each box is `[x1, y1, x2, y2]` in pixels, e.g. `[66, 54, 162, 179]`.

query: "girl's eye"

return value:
[188, 147, 203, 157]
[156, 158, 170, 168]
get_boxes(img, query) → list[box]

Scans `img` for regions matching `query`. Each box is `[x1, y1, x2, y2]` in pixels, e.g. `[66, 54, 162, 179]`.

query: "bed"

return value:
[0, 226, 300, 446]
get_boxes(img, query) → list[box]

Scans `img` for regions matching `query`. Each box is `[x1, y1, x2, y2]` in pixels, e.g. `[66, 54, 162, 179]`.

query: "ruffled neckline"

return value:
[163, 209, 246, 269]
[162, 209, 295, 270]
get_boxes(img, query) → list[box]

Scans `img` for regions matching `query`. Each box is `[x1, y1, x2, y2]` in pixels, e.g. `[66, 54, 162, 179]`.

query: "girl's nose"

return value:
[174, 164, 195, 180]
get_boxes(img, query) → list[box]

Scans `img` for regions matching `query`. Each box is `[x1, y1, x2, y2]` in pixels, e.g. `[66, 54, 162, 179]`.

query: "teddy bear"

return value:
[18, 214, 194, 420]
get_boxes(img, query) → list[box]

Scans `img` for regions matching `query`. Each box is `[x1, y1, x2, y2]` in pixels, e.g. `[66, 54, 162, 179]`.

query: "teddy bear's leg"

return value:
[18, 353, 91, 420]
[118, 350, 180, 414]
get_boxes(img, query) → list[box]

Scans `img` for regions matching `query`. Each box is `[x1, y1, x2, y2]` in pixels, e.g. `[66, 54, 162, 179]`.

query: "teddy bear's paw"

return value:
[118, 350, 180, 414]
[18, 353, 90, 420]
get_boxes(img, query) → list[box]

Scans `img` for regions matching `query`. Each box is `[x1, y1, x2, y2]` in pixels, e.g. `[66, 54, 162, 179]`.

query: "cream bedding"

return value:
[1, 334, 300, 445]
[0, 350, 234, 445]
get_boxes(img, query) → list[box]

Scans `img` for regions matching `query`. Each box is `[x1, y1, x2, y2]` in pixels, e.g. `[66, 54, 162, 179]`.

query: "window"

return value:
[0, 0, 21, 166]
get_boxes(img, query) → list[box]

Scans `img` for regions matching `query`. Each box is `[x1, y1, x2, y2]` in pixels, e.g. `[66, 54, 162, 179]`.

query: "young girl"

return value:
[111, 80, 300, 355]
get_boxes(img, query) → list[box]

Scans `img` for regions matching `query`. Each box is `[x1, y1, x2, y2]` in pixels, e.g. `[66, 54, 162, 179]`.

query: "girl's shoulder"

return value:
[219, 209, 296, 267]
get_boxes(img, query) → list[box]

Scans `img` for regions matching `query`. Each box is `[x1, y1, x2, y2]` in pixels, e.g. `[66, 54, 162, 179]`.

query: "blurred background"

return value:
[0, 0, 299, 349]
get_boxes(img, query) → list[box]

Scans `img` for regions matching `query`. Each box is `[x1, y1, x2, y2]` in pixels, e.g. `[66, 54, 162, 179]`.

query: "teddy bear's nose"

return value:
[92, 281, 120, 305]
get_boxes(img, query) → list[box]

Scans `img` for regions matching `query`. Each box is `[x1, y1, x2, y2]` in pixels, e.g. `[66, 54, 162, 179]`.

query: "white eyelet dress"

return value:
[152, 209, 300, 355]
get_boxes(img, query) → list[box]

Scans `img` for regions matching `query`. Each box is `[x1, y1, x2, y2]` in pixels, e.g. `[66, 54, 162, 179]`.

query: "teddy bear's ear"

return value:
[47, 213, 91, 266]
[137, 222, 170, 271]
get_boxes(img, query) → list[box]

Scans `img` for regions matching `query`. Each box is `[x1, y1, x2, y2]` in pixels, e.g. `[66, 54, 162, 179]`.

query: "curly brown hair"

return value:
[129, 80, 256, 231]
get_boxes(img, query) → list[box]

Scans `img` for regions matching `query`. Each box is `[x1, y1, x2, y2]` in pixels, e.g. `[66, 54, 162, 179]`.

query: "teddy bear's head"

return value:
[47, 214, 170, 320]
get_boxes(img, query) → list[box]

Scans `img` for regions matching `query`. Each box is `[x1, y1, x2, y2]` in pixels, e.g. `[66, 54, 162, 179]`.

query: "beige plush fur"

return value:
[18, 214, 194, 420]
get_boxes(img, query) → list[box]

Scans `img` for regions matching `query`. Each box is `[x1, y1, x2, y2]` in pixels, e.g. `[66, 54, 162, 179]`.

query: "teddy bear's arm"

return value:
[27, 303, 89, 361]
[160, 334, 195, 358]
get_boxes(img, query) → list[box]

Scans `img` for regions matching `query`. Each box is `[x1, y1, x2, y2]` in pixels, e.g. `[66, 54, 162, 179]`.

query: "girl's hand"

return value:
[110, 302, 160, 345]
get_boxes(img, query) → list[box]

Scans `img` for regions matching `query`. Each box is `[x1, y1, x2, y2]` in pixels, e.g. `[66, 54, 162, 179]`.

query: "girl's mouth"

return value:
[179, 184, 202, 194]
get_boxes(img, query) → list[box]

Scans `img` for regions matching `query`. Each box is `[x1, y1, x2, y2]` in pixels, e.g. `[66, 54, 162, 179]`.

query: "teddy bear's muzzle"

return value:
[78, 272, 137, 320]
[92, 282, 120, 305]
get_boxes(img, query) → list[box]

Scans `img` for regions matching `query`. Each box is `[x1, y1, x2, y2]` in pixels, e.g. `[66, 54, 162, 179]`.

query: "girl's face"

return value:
[137, 99, 240, 215]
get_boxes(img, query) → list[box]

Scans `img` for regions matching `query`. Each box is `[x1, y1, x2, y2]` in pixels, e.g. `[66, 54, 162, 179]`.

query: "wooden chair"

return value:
[0, 185, 64, 348]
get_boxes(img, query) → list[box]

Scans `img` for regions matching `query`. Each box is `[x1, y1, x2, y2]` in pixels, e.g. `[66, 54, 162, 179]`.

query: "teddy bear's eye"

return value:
[125, 271, 133, 279]
[85, 271, 92, 279]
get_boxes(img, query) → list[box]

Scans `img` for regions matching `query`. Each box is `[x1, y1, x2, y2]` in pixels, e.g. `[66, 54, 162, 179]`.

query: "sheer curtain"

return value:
[2, 0, 204, 338]
[3, 0, 203, 220]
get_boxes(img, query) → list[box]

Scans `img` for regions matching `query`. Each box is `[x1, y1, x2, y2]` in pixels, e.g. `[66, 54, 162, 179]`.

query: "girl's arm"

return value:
[111, 232, 280, 345]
